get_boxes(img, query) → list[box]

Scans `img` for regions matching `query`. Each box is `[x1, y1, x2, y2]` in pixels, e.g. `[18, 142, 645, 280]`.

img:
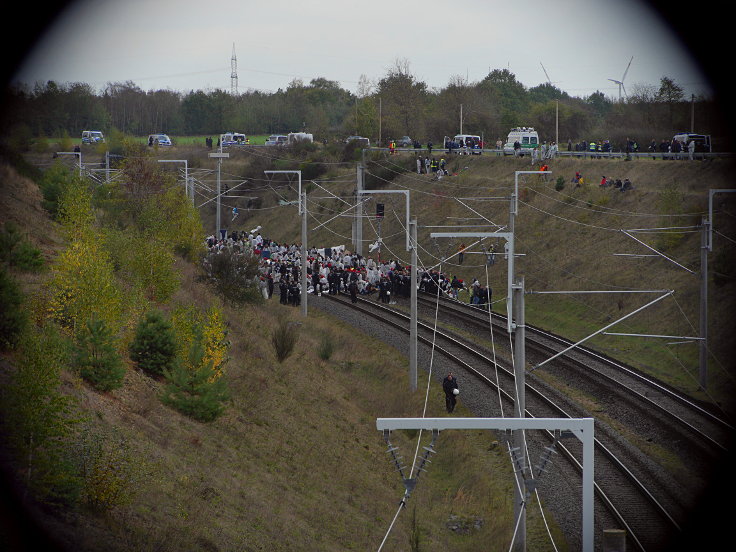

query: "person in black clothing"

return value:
[328, 270, 338, 295]
[349, 279, 358, 303]
[380, 277, 391, 303]
[279, 279, 288, 304]
[288, 282, 300, 306]
[443, 372, 459, 413]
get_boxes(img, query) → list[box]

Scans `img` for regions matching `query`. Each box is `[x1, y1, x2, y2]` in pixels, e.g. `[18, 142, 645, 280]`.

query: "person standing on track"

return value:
[443, 372, 459, 413]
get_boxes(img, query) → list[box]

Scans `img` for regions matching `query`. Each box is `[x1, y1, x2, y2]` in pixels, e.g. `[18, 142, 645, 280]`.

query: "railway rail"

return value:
[415, 292, 734, 456]
[315, 290, 734, 551]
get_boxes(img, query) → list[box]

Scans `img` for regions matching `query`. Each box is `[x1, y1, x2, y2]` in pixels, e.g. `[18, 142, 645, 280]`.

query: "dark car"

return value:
[346, 136, 370, 147]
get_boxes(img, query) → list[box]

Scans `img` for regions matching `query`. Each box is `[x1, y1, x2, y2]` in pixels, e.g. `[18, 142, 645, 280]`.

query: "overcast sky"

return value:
[11, 0, 711, 99]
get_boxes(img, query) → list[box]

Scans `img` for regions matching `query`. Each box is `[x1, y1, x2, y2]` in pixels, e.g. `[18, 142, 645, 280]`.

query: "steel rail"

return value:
[319, 291, 681, 550]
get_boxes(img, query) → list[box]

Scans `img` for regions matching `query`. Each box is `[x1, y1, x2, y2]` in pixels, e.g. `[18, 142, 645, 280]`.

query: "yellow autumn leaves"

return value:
[41, 159, 227, 385]
[44, 177, 122, 334]
[171, 304, 229, 382]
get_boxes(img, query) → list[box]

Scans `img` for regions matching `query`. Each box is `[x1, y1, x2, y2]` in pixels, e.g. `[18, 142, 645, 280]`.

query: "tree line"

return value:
[3, 61, 728, 151]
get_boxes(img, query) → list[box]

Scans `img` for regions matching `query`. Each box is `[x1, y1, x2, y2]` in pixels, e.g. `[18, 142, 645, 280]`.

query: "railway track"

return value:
[314, 290, 734, 551]
[415, 292, 734, 457]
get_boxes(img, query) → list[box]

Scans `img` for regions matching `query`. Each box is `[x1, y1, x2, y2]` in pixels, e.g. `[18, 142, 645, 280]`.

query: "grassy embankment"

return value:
[0, 152, 566, 551]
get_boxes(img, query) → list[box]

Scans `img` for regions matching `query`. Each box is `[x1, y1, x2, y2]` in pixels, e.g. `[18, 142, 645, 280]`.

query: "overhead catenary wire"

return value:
[375, 256, 444, 551]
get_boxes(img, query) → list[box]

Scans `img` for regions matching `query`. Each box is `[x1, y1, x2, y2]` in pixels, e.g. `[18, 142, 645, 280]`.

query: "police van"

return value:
[221, 132, 249, 146]
[503, 127, 539, 155]
[81, 130, 105, 144]
[672, 132, 711, 153]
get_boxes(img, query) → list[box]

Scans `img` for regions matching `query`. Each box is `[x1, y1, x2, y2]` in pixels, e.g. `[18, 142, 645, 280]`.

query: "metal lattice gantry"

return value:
[377, 417, 595, 552]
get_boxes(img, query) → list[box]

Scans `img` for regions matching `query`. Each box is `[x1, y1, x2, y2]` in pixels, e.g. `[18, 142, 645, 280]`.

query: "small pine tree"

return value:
[161, 334, 228, 422]
[1, 324, 82, 507]
[0, 267, 28, 350]
[75, 317, 125, 392]
[128, 310, 177, 378]
[0, 221, 44, 272]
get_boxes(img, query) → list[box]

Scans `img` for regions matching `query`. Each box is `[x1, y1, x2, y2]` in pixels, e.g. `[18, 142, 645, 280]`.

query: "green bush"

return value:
[75, 317, 125, 392]
[317, 332, 335, 361]
[0, 222, 44, 272]
[199, 248, 261, 305]
[555, 176, 565, 191]
[129, 310, 178, 377]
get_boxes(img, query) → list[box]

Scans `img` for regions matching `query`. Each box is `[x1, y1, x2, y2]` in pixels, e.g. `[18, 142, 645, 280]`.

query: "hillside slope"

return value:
[0, 157, 563, 551]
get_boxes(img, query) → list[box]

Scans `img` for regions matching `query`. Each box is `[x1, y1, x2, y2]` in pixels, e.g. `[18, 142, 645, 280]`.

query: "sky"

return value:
[8, 0, 714, 100]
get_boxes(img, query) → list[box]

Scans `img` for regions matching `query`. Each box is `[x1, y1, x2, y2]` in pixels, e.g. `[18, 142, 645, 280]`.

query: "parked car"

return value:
[265, 134, 288, 146]
[148, 133, 172, 146]
[395, 136, 413, 147]
[345, 136, 370, 147]
[81, 130, 105, 144]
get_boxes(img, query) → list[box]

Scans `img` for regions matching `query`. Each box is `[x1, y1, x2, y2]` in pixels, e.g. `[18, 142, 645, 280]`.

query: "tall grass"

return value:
[271, 316, 299, 362]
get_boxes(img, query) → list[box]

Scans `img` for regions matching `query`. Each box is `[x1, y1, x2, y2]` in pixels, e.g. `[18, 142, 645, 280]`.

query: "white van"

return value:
[81, 130, 105, 144]
[288, 132, 314, 144]
[453, 134, 482, 154]
[504, 127, 539, 155]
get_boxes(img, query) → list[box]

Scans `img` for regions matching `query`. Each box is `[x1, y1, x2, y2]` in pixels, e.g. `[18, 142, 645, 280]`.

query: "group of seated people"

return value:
[570, 172, 633, 191]
[599, 175, 634, 191]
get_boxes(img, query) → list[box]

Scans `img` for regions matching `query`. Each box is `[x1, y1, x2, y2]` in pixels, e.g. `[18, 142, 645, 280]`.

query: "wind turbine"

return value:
[608, 56, 633, 101]
[540, 62, 560, 86]
[540, 62, 560, 145]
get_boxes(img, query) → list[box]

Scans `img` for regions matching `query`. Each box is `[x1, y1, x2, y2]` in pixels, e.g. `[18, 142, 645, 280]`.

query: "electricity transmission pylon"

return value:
[231, 43, 238, 95]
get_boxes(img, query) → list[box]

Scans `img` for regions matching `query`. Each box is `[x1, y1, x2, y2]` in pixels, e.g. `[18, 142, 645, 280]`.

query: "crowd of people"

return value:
[205, 228, 489, 414]
[204, 228, 495, 308]
[512, 141, 559, 162]
[415, 155, 449, 177]
[566, 136, 702, 160]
